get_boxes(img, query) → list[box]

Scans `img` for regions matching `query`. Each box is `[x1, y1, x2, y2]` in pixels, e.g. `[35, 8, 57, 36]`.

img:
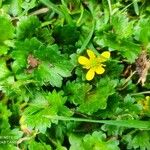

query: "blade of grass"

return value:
[60, 0, 73, 24]
[106, 0, 112, 16]
[40, 0, 73, 24]
[44, 115, 150, 130]
[77, 20, 95, 54]
[77, 4, 84, 26]
[121, 0, 139, 13]
[133, 0, 139, 15]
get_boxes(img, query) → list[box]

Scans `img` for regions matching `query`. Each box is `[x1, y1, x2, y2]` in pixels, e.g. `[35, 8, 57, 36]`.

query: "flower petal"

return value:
[95, 66, 105, 74]
[87, 50, 96, 60]
[78, 56, 90, 65]
[86, 68, 95, 81]
[98, 51, 110, 62]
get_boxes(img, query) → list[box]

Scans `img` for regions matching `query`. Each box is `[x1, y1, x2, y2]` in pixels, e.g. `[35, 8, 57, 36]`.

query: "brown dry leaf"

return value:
[135, 51, 150, 86]
[122, 65, 132, 77]
[27, 54, 40, 73]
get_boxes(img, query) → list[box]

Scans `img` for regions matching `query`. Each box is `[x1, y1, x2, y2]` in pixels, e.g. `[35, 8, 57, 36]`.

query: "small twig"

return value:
[130, 91, 150, 96]
[118, 71, 136, 91]
[11, 7, 49, 21]
[17, 137, 31, 150]
[29, 7, 49, 16]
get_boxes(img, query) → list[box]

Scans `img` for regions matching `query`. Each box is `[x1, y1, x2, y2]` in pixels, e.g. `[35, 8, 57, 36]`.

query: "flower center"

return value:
[90, 59, 100, 68]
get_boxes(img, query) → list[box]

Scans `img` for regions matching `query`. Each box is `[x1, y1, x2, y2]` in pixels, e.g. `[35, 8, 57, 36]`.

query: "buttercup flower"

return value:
[78, 50, 110, 80]
[138, 96, 150, 111]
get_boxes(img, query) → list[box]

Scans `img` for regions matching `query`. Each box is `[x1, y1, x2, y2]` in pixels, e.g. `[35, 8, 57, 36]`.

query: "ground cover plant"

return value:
[0, 0, 150, 149]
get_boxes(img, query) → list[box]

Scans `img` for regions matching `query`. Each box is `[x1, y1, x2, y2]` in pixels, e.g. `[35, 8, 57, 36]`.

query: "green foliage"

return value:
[16, 16, 41, 40]
[77, 78, 118, 114]
[123, 130, 150, 150]
[105, 60, 124, 78]
[28, 140, 52, 150]
[21, 0, 38, 12]
[134, 17, 150, 48]
[0, 15, 14, 55]
[8, 0, 22, 16]
[0, 102, 23, 149]
[22, 90, 72, 133]
[64, 81, 92, 105]
[111, 13, 133, 39]
[0, 59, 11, 79]
[53, 24, 80, 45]
[0, 0, 150, 149]
[0, 102, 11, 132]
[0, 16, 14, 42]
[12, 38, 74, 87]
[94, 33, 141, 63]
[69, 131, 120, 150]
[65, 77, 117, 114]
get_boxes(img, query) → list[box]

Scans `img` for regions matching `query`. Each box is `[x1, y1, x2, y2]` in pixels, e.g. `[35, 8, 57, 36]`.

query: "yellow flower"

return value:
[142, 96, 150, 111]
[78, 50, 110, 80]
[138, 96, 150, 111]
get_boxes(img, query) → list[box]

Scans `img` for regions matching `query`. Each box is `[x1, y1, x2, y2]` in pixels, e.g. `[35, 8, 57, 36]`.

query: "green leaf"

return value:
[21, 0, 37, 13]
[65, 78, 117, 115]
[97, 94, 121, 119]
[53, 24, 80, 45]
[83, 131, 119, 150]
[69, 134, 87, 150]
[33, 44, 74, 87]
[69, 131, 119, 150]
[23, 91, 72, 133]
[8, 0, 22, 16]
[105, 61, 124, 78]
[37, 27, 54, 44]
[28, 140, 52, 150]
[12, 38, 74, 87]
[12, 38, 42, 72]
[123, 130, 150, 150]
[0, 103, 23, 149]
[0, 15, 14, 43]
[0, 15, 14, 55]
[0, 102, 12, 132]
[111, 13, 133, 39]
[0, 44, 9, 55]
[64, 81, 92, 105]
[16, 16, 41, 40]
[78, 77, 118, 114]
[101, 124, 125, 136]
[0, 145, 18, 150]
[34, 62, 64, 87]
[134, 18, 150, 47]
[119, 95, 141, 119]
[94, 33, 140, 63]
[0, 59, 11, 80]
